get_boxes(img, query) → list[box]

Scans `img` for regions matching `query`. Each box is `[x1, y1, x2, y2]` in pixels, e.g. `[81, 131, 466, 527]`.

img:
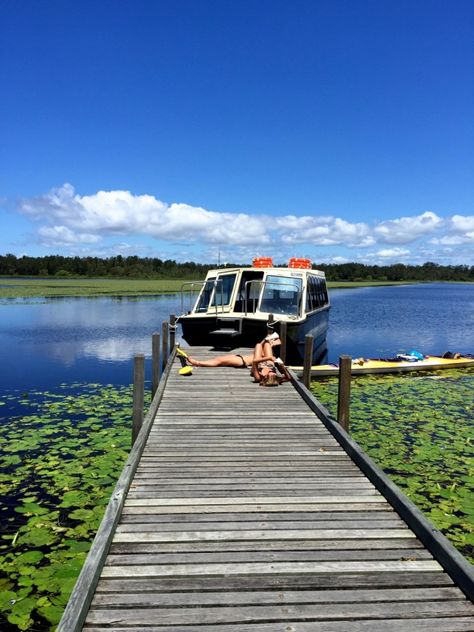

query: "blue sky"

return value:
[1, 0, 473, 266]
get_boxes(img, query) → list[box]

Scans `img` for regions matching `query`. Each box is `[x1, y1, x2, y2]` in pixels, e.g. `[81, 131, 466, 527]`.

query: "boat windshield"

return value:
[260, 275, 302, 316]
[210, 274, 237, 307]
[195, 278, 216, 312]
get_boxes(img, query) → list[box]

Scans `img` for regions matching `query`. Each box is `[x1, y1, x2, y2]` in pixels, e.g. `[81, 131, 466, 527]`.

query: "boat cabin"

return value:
[179, 257, 330, 363]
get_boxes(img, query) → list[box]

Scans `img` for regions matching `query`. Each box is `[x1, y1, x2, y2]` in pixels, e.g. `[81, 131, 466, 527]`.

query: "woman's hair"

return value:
[260, 372, 280, 387]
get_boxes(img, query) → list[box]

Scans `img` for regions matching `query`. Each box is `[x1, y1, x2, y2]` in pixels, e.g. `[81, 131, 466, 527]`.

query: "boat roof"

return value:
[205, 266, 326, 278]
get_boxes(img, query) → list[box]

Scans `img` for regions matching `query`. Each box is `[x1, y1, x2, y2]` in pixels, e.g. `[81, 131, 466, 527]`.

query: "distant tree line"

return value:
[316, 261, 473, 282]
[0, 253, 472, 282]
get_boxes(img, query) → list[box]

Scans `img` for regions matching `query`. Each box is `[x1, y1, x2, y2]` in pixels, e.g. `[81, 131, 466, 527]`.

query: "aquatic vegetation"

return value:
[0, 278, 189, 299]
[0, 383, 149, 631]
[0, 277, 410, 299]
[311, 368, 474, 562]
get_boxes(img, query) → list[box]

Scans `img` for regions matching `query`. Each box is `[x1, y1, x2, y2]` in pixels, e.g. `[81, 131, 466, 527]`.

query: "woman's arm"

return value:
[275, 358, 291, 382]
[250, 359, 261, 381]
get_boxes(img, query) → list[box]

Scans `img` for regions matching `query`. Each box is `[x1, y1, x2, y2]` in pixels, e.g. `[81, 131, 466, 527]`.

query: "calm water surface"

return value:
[0, 283, 472, 392]
[328, 282, 474, 361]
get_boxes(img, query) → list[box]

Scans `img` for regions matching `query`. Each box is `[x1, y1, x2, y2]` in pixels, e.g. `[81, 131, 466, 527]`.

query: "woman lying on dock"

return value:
[177, 334, 291, 386]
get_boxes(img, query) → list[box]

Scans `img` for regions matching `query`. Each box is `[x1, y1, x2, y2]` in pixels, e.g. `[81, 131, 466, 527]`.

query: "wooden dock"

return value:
[59, 346, 474, 631]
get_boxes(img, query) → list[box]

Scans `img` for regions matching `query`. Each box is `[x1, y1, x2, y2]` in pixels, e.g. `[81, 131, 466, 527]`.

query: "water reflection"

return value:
[81, 336, 155, 362]
[0, 295, 182, 389]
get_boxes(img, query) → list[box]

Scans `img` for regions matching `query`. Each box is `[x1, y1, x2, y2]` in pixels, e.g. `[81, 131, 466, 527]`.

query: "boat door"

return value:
[209, 272, 238, 313]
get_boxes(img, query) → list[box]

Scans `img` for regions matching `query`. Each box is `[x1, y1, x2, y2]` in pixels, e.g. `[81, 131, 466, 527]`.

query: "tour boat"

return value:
[178, 257, 330, 364]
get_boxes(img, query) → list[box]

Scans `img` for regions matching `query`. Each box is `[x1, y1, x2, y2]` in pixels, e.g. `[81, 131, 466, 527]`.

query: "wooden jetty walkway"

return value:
[59, 345, 474, 631]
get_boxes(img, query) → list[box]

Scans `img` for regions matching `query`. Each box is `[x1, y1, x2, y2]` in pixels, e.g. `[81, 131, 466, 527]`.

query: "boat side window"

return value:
[260, 275, 302, 316]
[210, 274, 237, 307]
[320, 279, 328, 306]
[195, 278, 216, 312]
[307, 276, 328, 311]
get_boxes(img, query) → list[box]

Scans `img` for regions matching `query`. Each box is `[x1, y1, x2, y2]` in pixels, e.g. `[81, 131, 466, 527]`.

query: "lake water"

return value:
[0, 283, 473, 393]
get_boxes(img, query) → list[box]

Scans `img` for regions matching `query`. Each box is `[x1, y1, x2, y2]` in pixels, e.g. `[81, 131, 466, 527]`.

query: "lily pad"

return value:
[0, 382, 145, 630]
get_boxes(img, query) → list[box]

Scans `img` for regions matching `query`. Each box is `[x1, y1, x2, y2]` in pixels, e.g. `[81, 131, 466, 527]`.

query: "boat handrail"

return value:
[244, 279, 302, 317]
[243, 279, 261, 315]
[180, 280, 206, 314]
[212, 278, 225, 314]
[180, 279, 227, 316]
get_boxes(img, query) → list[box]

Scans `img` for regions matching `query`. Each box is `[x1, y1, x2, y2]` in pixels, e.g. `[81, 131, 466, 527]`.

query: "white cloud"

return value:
[38, 225, 101, 246]
[277, 216, 373, 247]
[375, 247, 411, 258]
[374, 211, 443, 244]
[15, 184, 474, 265]
[429, 214, 474, 245]
[450, 214, 474, 233]
[430, 234, 474, 246]
[20, 184, 267, 247]
[319, 255, 351, 264]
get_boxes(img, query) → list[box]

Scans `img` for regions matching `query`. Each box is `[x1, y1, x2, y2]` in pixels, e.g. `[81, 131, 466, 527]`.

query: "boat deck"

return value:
[63, 346, 474, 631]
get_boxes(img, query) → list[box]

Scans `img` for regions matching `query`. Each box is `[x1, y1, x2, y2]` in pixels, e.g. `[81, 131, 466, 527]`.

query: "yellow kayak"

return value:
[291, 355, 474, 377]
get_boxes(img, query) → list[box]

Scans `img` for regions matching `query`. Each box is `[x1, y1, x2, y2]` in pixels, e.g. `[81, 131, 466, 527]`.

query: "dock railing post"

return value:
[132, 353, 145, 445]
[337, 355, 352, 431]
[151, 332, 161, 397]
[162, 321, 169, 370]
[302, 334, 313, 389]
[267, 313, 274, 336]
[169, 314, 176, 350]
[280, 322, 287, 364]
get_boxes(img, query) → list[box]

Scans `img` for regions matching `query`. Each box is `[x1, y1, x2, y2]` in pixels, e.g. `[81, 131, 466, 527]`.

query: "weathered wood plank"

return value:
[82, 619, 474, 632]
[91, 586, 462, 607]
[119, 509, 398, 521]
[114, 519, 406, 533]
[124, 495, 386, 506]
[121, 503, 391, 515]
[84, 600, 474, 625]
[132, 474, 368, 482]
[101, 559, 441, 577]
[94, 570, 456, 592]
[109, 537, 424, 553]
[105, 548, 432, 564]
[112, 528, 415, 543]
[120, 503, 391, 515]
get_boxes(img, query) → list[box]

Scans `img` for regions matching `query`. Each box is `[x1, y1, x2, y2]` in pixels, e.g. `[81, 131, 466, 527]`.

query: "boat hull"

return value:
[179, 309, 329, 365]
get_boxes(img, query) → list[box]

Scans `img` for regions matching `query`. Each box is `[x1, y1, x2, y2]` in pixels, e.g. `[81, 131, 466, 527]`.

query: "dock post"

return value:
[132, 354, 145, 445]
[162, 321, 169, 370]
[267, 313, 274, 335]
[337, 355, 352, 431]
[280, 322, 287, 363]
[151, 332, 161, 397]
[169, 314, 176, 350]
[302, 334, 313, 388]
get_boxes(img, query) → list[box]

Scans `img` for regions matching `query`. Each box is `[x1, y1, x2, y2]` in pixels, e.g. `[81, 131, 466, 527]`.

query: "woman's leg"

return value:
[262, 341, 273, 356]
[251, 341, 273, 380]
[253, 342, 264, 361]
[187, 354, 245, 368]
